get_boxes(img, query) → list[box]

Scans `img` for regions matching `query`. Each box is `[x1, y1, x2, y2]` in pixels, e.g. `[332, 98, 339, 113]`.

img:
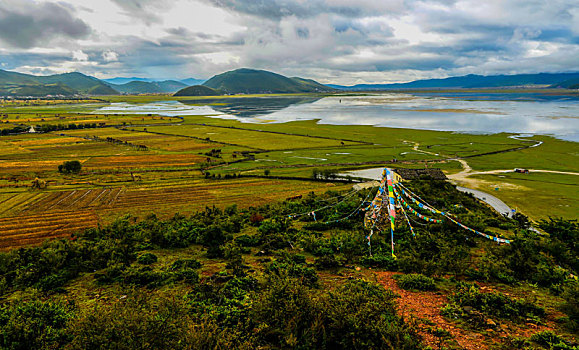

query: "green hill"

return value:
[0, 83, 76, 97]
[0, 69, 118, 96]
[202, 68, 335, 94]
[0, 69, 38, 85]
[38, 72, 116, 94]
[174, 85, 222, 96]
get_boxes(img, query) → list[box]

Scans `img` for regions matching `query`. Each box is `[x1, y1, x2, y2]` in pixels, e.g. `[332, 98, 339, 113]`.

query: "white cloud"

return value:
[72, 49, 88, 61]
[102, 50, 118, 62]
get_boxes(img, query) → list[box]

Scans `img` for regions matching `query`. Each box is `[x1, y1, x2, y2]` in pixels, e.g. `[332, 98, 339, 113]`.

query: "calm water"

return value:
[95, 92, 579, 142]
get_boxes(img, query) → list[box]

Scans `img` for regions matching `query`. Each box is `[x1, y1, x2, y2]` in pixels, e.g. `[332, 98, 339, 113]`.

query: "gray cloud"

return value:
[1, 0, 578, 84]
[110, 0, 173, 25]
[205, 0, 406, 19]
[0, 0, 91, 49]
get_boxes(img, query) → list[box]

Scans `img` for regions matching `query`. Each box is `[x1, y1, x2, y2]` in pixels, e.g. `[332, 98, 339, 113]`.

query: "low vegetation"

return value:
[397, 273, 437, 291]
[58, 160, 82, 174]
[0, 180, 576, 348]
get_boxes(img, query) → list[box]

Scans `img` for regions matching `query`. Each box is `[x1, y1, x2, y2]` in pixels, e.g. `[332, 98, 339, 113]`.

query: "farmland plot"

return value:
[0, 210, 99, 250]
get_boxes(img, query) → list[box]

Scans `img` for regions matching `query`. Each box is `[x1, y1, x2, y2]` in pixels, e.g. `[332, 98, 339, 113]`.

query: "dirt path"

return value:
[447, 159, 579, 187]
[376, 272, 488, 350]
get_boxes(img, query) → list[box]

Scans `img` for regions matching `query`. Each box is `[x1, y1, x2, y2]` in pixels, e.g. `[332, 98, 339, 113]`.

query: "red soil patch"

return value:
[375, 271, 561, 349]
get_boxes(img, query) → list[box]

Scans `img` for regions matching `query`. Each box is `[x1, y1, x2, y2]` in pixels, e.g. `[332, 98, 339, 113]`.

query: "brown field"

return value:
[0, 210, 99, 251]
[64, 127, 217, 152]
[83, 154, 206, 169]
[0, 178, 349, 250]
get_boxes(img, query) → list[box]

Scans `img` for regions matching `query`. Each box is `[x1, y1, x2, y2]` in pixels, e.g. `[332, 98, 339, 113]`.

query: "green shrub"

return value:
[530, 331, 577, 349]
[397, 273, 437, 291]
[442, 282, 545, 327]
[170, 259, 201, 270]
[321, 280, 422, 349]
[265, 257, 318, 287]
[250, 277, 421, 349]
[137, 252, 158, 265]
[58, 160, 82, 174]
[314, 255, 343, 270]
[235, 234, 260, 247]
[561, 281, 579, 330]
[0, 298, 75, 349]
[69, 294, 193, 350]
[360, 254, 398, 269]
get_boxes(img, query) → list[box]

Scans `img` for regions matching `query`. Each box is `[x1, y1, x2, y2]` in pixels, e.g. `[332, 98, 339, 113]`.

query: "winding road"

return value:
[456, 186, 513, 217]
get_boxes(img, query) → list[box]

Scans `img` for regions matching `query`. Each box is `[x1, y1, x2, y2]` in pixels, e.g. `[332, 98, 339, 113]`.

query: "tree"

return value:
[58, 160, 82, 174]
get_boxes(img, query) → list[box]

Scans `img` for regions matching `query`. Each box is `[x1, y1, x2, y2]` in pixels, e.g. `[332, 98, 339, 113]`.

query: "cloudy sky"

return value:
[1, 0, 578, 84]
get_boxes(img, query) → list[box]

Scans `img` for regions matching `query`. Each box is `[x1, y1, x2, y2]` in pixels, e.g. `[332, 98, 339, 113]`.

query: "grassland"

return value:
[0, 93, 577, 251]
[470, 172, 578, 220]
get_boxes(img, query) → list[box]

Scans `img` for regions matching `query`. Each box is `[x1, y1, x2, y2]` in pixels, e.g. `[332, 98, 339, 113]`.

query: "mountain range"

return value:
[328, 72, 579, 90]
[1, 68, 578, 97]
[110, 80, 188, 94]
[0, 70, 117, 97]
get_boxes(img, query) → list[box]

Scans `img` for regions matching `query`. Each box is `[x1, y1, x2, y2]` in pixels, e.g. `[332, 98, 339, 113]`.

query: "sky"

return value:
[0, 0, 578, 84]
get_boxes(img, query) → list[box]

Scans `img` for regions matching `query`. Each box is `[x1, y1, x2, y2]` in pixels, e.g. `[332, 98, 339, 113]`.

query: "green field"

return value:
[0, 94, 577, 251]
[471, 172, 578, 220]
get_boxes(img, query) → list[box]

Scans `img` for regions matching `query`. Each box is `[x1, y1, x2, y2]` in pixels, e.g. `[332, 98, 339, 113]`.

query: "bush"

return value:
[250, 277, 421, 349]
[200, 225, 228, 258]
[265, 256, 318, 287]
[318, 279, 422, 349]
[397, 273, 437, 291]
[442, 282, 545, 327]
[0, 298, 74, 349]
[58, 160, 82, 174]
[561, 281, 579, 330]
[170, 259, 201, 270]
[69, 294, 193, 350]
[314, 255, 343, 270]
[137, 252, 158, 265]
[530, 331, 577, 349]
[360, 254, 398, 270]
[235, 234, 260, 247]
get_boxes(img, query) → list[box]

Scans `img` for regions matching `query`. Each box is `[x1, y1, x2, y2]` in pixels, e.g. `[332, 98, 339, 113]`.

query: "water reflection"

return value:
[181, 96, 322, 118]
[94, 92, 579, 142]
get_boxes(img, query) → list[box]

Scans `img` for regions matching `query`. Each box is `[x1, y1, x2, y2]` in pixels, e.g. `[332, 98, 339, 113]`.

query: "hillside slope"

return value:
[112, 80, 187, 94]
[203, 68, 335, 94]
[174, 85, 222, 96]
[0, 69, 118, 96]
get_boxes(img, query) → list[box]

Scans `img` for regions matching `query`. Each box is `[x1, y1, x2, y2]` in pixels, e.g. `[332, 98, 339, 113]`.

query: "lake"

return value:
[95, 92, 579, 142]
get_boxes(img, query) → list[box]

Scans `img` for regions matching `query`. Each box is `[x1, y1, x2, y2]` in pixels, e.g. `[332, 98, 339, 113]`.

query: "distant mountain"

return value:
[111, 80, 187, 94]
[174, 85, 222, 96]
[103, 77, 154, 85]
[0, 69, 118, 96]
[104, 77, 206, 86]
[330, 72, 579, 90]
[181, 78, 206, 86]
[112, 81, 164, 94]
[202, 68, 336, 94]
[550, 78, 579, 89]
[157, 80, 188, 92]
